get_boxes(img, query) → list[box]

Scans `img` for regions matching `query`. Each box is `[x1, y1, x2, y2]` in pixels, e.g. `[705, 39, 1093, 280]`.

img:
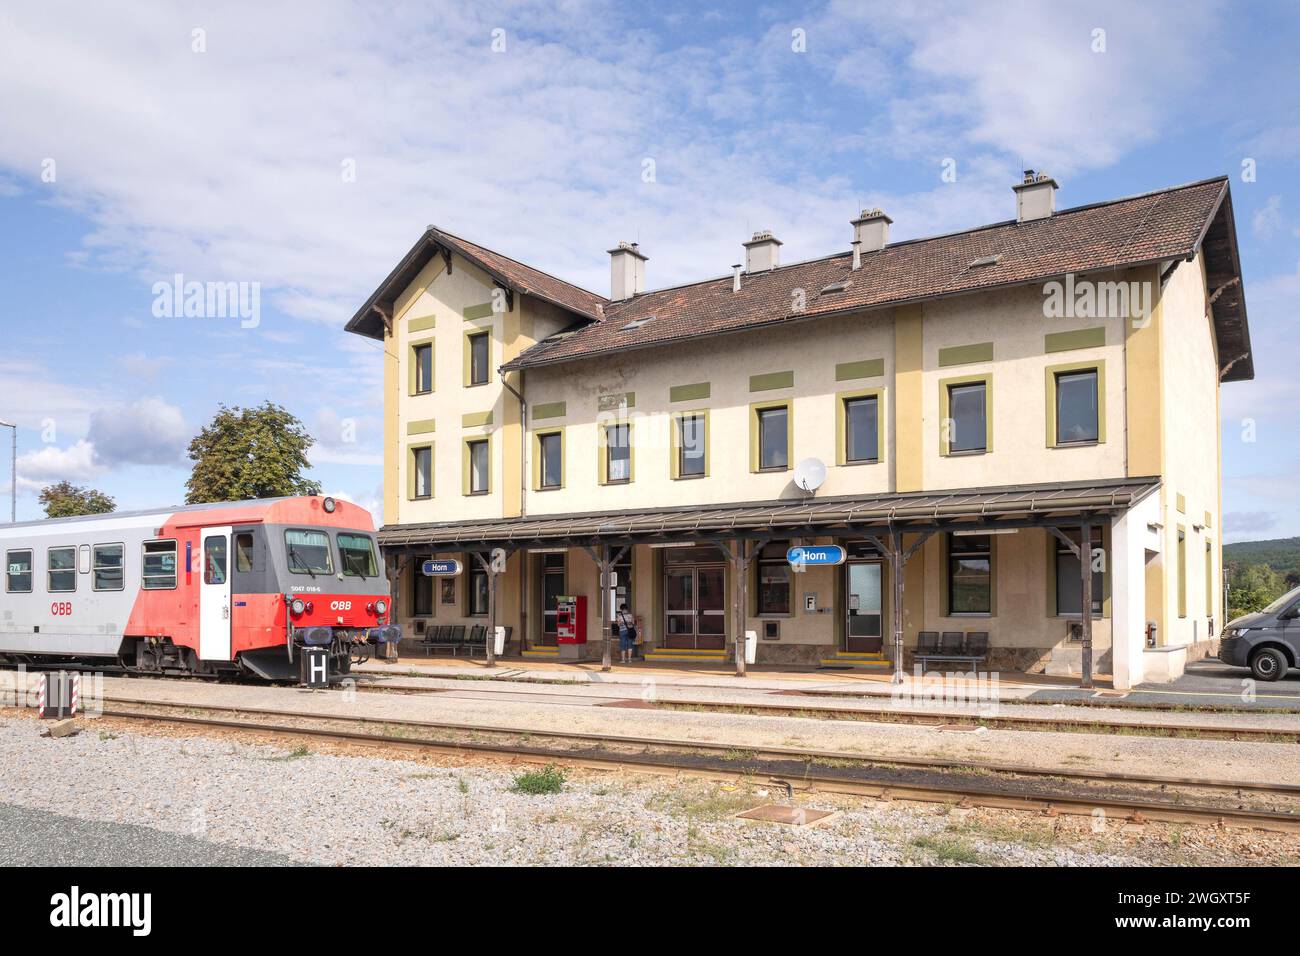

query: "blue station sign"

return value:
[786, 545, 847, 567]
[422, 558, 464, 577]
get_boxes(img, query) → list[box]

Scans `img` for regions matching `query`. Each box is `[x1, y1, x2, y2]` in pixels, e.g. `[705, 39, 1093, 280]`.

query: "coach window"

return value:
[48, 547, 76, 593]
[203, 537, 227, 586]
[93, 543, 125, 591]
[143, 540, 178, 590]
[6, 550, 32, 593]
[338, 533, 378, 578]
[286, 530, 333, 576]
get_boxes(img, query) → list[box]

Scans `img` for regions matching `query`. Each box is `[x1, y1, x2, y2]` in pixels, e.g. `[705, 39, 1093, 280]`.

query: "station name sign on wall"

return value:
[786, 545, 847, 568]
[422, 559, 463, 577]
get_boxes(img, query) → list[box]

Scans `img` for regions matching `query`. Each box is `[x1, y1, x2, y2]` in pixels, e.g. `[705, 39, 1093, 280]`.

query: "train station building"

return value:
[345, 173, 1252, 689]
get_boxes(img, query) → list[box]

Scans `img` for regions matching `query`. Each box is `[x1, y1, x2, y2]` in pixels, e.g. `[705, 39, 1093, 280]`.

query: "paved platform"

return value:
[363, 652, 1300, 712]
[52, 672, 1300, 788]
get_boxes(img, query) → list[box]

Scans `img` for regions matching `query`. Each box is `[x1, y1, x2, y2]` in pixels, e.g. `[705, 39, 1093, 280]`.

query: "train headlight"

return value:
[322, 496, 336, 513]
[290, 598, 306, 616]
[375, 599, 388, 616]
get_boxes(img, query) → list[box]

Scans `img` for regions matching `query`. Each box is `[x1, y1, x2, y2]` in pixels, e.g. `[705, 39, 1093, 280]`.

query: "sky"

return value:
[0, 0, 1297, 541]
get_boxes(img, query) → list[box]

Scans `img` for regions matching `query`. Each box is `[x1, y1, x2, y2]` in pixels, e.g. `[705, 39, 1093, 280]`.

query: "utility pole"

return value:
[0, 420, 14, 523]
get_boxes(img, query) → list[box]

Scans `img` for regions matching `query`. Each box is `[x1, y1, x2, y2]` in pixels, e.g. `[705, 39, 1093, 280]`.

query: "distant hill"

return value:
[1225, 537, 1300, 577]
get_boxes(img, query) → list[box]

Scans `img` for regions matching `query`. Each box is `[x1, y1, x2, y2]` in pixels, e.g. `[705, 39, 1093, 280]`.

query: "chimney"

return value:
[851, 208, 891, 253]
[743, 230, 782, 273]
[608, 241, 647, 301]
[732, 263, 742, 292]
[1012, 170, 1059, 223]
[851, 240, 862, 271]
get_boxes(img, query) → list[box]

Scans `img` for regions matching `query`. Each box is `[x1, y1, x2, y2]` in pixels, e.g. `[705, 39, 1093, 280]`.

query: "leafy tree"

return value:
[1226, 562, 1286, 619]
[185, 402, 322, 504]
[39, 481, 116, 518]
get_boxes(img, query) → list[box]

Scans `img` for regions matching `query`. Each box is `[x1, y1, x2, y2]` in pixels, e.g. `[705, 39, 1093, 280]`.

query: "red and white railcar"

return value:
[0, 496, 396, 681]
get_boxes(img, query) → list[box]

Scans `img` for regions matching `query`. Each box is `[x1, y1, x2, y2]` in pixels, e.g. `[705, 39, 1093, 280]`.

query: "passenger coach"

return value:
[0, 496, 397, 681]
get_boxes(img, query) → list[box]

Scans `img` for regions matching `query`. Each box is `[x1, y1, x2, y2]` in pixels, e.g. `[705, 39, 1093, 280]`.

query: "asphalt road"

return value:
[0, 803, 302, 867]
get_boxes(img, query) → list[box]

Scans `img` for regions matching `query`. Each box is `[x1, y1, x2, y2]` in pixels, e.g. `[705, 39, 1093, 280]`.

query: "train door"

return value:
[199, 526, 232, 660]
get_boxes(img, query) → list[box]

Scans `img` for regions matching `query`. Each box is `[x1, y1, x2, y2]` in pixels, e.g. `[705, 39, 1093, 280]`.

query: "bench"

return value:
[418, 624, 467, 655]
[914, 630, 989, 672]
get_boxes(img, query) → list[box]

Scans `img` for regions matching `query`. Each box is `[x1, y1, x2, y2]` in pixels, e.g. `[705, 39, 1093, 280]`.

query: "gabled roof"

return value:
[501, 176, 1252, 382]
[346, 226, 607, 339]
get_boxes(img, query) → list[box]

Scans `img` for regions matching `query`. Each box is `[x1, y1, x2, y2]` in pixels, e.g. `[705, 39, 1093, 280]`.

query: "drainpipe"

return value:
[500, 371, 528, 652]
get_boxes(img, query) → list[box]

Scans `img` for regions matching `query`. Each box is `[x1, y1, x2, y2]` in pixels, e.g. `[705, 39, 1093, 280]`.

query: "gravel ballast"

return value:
[3, 714, 1296, 867]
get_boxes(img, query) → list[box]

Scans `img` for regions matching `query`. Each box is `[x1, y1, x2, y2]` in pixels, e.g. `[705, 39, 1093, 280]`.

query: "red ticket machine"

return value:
[556, 595, 587, 645]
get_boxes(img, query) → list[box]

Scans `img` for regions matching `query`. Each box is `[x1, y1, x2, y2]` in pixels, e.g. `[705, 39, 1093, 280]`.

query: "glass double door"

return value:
[845, 560, 884, 653]
[664, 565, 726, 650]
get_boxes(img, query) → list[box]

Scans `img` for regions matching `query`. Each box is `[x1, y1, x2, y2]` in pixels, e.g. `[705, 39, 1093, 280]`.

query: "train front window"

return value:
[6, 550, 32, 593]
[285, 529, 333, 576]
[338, 533, 378, 578]
[48, 547, 76, 593]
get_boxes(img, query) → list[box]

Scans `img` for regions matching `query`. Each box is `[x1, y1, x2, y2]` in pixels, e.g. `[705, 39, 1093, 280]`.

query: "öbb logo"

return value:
[50, 602, 73, 616]
[330, 601, 352, 611]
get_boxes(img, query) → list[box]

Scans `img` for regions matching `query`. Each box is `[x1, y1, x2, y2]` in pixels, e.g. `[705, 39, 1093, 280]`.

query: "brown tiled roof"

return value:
[378, 476, 1161, 550]
[502, 176, 1251, 381]
[345, 226, 606, 338]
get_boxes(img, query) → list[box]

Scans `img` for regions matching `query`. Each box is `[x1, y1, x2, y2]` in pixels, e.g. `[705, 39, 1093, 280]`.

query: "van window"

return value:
[234, 532, 256, 573]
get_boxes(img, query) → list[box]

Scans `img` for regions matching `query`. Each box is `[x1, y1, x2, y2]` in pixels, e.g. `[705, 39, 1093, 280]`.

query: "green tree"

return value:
[185, 402, 322, 504]
[39, 481, 116, 518]
[1227, 562, 1286, 619]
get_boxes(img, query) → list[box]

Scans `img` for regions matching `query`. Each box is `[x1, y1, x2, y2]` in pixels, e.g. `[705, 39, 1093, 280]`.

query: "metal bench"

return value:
[914, 630, 989, 672]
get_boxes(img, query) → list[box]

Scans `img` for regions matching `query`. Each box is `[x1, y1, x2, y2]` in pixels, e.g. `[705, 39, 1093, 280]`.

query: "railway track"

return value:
[79, 694, 1300, 834]
[352, 678, 1300, 744]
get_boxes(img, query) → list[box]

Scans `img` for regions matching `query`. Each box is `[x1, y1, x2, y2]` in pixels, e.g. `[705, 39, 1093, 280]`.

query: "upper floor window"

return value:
[844, 395, 879, 463]
[48, 547, 76, 593]
[538, 431, 563, 489]
[947, 534, 991, 614]
[142, 540, 178, 590]
[468, 331, 490, 386]
[5, 550, 31, 593]
[1055, 369, 1099, 444]
[412, 446, 432, 499]
[93, 543, 124, 591]
[605, 423, 630, 483]
[467, 439, 490, 495]
[413, 343, 433, 394]
[677, 414, 706, 478]
[946, 381, 987, 454]
[756, 404, 789, 471]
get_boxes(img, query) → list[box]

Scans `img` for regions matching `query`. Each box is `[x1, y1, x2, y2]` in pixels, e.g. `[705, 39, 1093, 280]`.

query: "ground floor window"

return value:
[1054, 528, 1104, 616]
[947, 533, 991, 614]
[541, 552, 565, 638]
[412, 559, 433, 616]
[757, 542, 791, 615]
[469, 564, 490, 616]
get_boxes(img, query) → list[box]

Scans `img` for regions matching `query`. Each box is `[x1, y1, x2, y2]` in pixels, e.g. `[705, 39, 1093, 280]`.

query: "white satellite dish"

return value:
[793, 457, 827, 494]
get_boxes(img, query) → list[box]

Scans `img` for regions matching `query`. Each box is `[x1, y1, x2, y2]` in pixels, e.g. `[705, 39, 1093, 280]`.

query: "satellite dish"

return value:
[793, 457, 827, 494]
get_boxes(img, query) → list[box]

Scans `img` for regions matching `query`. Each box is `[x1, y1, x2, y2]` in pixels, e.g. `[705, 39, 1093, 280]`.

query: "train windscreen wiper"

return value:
[288, 545, 316, 578]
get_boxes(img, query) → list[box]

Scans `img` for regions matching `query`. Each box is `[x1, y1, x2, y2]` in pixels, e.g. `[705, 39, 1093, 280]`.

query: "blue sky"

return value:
[0, 0, 1297, 540]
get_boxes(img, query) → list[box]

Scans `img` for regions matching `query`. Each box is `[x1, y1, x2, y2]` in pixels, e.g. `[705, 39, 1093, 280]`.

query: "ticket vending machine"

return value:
[556, 595, 587, 659]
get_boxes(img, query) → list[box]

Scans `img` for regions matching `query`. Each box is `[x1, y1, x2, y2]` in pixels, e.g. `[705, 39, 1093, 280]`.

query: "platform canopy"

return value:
[377, 476, 1160, 554]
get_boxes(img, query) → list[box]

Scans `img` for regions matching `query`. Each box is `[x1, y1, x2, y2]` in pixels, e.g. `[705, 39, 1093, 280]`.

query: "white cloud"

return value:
[16, 439, 99, 492]
[87, 397, 189, 468]
[1253, 195, 1285, 238]
[0, 0, 1234, 328]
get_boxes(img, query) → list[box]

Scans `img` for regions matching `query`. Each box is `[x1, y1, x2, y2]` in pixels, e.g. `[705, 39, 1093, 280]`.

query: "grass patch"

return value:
[910, 833, 984, 864]
[646, 786, 754, 820]
[261, 745, 312, 762]
[510, 764, 567, 795]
